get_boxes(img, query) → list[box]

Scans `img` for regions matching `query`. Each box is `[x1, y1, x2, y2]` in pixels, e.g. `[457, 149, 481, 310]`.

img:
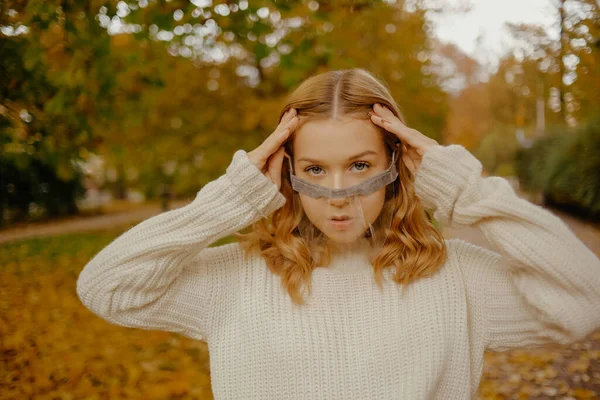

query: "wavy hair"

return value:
[234, 68, 447, 305]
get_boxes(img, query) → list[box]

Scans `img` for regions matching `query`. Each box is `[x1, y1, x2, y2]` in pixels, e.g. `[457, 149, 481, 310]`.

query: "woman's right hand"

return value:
[247, 108, 299, 190]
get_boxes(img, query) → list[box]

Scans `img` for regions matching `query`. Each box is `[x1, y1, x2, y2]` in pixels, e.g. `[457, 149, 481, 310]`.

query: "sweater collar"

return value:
[326, 237, 373, 273]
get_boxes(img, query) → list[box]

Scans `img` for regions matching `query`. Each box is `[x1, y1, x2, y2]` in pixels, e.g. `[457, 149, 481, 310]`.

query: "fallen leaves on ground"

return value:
[1, 231, 598, 399]
[1, 231, 213, 400]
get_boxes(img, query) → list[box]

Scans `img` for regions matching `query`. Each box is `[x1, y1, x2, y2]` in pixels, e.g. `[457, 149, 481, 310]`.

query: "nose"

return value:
[326, 171, 353, 205]
[331, 171, 346, 190]
[328, 196, 349, 207]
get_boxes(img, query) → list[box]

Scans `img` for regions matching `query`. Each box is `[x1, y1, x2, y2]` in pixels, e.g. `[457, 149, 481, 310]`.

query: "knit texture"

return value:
[77, 144, 600, 399]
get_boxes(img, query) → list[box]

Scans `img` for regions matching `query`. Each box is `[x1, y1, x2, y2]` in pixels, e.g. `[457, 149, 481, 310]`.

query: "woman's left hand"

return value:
[368, 103, 440, 177]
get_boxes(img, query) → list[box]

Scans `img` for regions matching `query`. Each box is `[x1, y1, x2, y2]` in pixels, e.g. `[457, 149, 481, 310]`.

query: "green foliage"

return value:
[212, 234, 237, 247]
[0, 152, 85, 224]
[473, 124, 520, 175]
[1, 0, 117, 225]
[515, 117, 600, 219]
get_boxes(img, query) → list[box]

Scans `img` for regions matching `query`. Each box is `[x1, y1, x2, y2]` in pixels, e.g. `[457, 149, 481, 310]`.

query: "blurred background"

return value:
[1, 0, 599, 399]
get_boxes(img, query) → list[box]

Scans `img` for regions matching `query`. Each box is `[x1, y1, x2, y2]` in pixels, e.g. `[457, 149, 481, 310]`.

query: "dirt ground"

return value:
[0, 199, 192, 244]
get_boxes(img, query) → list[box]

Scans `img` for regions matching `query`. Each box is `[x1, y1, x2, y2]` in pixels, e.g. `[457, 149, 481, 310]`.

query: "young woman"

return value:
[77, 68, 600, 399]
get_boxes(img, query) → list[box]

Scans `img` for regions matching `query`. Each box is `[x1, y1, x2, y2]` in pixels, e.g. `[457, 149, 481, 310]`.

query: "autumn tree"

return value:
[0, 1, 119, 224]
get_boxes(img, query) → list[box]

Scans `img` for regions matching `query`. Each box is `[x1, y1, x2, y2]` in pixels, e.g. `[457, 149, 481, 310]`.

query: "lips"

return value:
[330, 217, 353, 230]
[331, 216, 351, 221]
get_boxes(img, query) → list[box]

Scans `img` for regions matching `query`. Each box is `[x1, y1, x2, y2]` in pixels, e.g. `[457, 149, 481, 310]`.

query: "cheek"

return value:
[299, 195, 321, 221]
[361, 189, 386, 222]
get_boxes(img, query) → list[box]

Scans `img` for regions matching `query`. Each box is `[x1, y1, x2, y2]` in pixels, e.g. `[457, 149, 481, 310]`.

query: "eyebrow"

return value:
[297, 150, 379, 164]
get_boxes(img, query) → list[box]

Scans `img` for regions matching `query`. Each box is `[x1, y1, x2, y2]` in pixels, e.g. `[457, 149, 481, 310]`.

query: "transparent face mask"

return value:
[284, 143, 400, 265]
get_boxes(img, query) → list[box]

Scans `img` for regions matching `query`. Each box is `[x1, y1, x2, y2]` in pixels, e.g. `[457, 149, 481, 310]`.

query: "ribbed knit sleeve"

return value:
[76, 149, 286, 341]
[414, 144, 600, 352]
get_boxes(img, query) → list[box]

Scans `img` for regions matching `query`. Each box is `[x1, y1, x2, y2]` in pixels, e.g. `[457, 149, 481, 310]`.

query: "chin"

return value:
[323, 230, 363, 244]
[326, 236, 357, 244]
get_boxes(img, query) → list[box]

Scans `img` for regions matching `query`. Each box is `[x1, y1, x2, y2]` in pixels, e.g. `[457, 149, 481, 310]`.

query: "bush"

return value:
[0, 156, 86, 226]
[474, 124, 519, 176]
[514, 117, 600, 220]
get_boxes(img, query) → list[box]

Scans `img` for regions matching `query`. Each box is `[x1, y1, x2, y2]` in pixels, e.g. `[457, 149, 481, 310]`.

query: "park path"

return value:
[0, 199, 191, 244]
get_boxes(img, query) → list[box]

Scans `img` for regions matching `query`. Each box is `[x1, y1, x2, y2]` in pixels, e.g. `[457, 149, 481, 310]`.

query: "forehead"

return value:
[293, 117, 385, 160]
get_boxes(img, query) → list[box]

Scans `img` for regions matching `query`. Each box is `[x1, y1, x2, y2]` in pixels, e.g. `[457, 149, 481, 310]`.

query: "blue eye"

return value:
[305, 166, 323, 175]
[353, 162, 370, 172]
[304, 161, 371, 176]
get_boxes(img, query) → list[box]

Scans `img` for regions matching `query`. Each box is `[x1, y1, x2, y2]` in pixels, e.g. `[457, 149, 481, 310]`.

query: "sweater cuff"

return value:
[413, 144, 480, 215]
[226, 149, 287, 218]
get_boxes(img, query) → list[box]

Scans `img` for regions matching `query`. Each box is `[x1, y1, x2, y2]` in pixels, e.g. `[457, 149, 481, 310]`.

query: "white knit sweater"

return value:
[76, 144, 600, 399]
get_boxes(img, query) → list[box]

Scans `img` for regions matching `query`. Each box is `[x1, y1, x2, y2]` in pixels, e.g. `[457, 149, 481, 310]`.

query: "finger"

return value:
[268, 146, 284, 171]
[269, 109, 296, 143]
[279, 108, 297, 127]
[264, 115, 298, 156]
[373, 103, 397, 119]
[372, 103, 412, 133]
[271, 112, 298, 140]
[268, 146, 286, 189]
[369, 109, 414, 146]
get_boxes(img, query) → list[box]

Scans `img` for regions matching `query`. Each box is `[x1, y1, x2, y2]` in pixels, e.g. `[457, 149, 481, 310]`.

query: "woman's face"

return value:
[292, 117, 390, 244]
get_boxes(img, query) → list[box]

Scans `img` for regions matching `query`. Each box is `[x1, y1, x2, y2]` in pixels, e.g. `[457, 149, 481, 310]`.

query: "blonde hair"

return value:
[234, 68, 447, 305]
